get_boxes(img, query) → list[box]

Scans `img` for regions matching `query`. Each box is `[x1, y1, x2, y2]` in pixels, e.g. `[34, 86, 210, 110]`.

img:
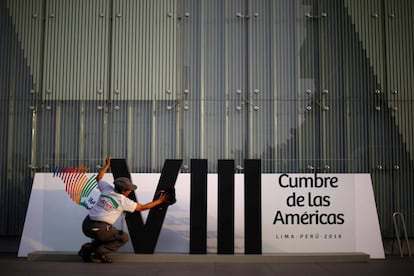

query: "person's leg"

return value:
[81, 216, 129, 262]
[78, 216, 99, 262]
[80, 216, 107, 262]
[78, 242, 95, 262]
[93, 225, 129, 256]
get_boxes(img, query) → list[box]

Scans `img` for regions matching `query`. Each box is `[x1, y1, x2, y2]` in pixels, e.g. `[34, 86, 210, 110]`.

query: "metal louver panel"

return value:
[1, 0, 414, 239]
[111, 0, 177, 101]
[43, 0, 110, 101]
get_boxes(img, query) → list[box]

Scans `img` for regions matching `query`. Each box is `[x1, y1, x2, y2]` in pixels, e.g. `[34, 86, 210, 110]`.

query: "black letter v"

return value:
[110, 159, 183, 253]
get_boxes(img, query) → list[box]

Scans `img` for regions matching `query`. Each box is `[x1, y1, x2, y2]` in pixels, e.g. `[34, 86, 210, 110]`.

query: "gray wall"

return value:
[1, 0, 413, 238]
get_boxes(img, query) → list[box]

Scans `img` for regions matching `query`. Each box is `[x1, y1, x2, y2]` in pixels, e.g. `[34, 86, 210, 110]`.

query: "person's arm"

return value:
[96, 157, 111, 182]
[135, 193, 168, 211]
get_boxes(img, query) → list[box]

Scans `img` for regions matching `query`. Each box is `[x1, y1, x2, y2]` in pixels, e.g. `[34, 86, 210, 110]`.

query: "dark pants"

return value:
[82, 216, 129, 256]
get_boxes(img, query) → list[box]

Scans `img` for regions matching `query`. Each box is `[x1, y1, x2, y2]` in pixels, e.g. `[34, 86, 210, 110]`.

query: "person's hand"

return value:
[105, 156, 111, 166]
[158, 192, 170, 203]
[97, 157, 111, 181]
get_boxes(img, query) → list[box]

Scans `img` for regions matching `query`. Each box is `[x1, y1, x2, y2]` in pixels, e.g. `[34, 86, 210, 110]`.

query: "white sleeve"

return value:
[121, 196, 138, 213]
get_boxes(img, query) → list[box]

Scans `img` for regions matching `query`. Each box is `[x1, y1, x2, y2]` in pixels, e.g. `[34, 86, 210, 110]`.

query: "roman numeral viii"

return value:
[111, 159, 261, 254]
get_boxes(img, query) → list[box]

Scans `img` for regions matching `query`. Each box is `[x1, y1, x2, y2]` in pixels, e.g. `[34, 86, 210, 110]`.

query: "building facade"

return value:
[1, 0, 413, 239]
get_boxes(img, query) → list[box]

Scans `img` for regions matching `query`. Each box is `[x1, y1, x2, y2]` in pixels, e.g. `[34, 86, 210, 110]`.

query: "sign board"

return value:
[18, 173, 384, 258]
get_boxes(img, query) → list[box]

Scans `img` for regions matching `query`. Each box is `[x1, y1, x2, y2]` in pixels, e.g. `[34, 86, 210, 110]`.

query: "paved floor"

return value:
[2, 237, 414, 276]
[2, 253, 414, 276]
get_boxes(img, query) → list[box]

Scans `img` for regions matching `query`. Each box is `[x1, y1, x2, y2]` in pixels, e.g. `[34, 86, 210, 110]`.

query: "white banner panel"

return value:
[18, 172, 384, 258]
[262, 174, 355, 253]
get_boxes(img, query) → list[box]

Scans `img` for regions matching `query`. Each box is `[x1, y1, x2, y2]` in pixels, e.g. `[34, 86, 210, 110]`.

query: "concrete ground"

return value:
[2, 236, 414, 276]
[2, 253, 414, 276]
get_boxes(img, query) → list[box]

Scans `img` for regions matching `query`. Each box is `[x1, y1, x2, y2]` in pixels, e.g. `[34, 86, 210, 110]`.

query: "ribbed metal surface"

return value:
[111, 0, 177, 101]
[6, 0, 43, 93]
[1, 0, 39, 235]
[343, 0, 414, 237]
[0, 0, 413, 238]
[383, 0, 414, 236]
[42, 0, 110, 101]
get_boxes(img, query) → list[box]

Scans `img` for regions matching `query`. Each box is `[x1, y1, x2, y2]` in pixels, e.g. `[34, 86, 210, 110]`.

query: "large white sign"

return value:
[262, 174, 355, 252]
[18, 173, 384, 258]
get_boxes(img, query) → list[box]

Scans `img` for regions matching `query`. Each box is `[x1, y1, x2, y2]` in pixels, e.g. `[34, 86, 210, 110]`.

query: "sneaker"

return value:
[100, 255, 113, 263]
[90, 252, 113, 263]
[78, 243, 94, 262]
